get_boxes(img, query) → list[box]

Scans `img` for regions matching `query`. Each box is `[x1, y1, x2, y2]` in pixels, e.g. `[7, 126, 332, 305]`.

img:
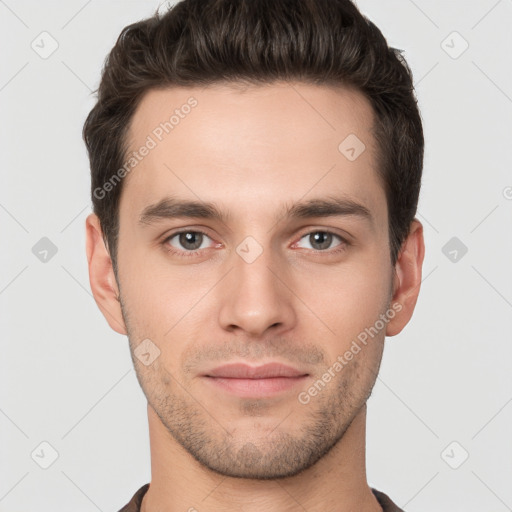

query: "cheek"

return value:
[296, 257, 392, 342]
[119, 252, 215, 353]
[117, 240, 176, 310]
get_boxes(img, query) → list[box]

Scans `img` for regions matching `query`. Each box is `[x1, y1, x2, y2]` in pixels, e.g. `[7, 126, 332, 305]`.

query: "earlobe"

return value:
[385, 219, 425, 337]
[85, 213, 127, 335]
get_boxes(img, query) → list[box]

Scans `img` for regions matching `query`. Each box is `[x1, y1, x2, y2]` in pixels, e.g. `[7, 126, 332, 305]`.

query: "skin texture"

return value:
[86, 82, 424, 512]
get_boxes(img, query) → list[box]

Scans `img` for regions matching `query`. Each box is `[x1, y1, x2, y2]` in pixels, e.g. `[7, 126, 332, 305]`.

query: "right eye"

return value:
[162, 230, 217, 257]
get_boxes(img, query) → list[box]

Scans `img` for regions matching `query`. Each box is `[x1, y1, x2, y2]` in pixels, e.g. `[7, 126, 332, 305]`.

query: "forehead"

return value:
[120, 81, 385, 227]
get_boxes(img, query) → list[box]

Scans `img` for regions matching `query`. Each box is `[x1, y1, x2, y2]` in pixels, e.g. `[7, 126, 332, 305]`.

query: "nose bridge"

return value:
[234, 237, 278, 290]
[217, 236, 295, 335]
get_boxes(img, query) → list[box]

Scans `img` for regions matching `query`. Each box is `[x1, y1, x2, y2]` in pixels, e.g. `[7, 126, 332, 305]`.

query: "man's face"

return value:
[115, 82, 396, 479]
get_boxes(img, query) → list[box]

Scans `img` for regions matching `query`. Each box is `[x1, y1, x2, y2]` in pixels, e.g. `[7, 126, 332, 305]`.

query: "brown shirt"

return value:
[118, 483, 406, 511]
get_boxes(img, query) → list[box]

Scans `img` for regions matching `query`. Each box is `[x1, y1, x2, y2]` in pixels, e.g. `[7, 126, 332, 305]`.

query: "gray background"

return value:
[1, 0, 511, 510]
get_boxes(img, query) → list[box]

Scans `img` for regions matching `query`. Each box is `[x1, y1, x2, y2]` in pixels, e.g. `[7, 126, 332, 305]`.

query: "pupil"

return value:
[180, 232, 202, 250]
[311, 232, 331, 250]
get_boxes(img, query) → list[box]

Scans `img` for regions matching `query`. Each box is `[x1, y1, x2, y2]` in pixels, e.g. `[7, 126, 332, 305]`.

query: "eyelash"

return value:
[162, 229, 350, 258]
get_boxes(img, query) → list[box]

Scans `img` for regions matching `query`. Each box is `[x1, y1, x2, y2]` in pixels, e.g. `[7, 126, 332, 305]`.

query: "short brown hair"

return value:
[83, 0, 424, 273]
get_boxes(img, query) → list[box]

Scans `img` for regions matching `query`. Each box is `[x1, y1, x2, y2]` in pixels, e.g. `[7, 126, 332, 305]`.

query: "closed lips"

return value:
[204, 363, 308, 379]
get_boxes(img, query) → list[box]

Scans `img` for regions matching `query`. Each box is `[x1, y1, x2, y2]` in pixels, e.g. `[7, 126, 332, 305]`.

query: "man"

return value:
[83, 0, 425, 510]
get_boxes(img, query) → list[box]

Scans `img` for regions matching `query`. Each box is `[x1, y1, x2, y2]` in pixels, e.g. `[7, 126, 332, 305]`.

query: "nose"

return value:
[217, 244, 297, 337]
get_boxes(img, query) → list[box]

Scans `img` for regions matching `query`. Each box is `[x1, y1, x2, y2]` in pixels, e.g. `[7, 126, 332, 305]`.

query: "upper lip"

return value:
[204, 362, 308, 379]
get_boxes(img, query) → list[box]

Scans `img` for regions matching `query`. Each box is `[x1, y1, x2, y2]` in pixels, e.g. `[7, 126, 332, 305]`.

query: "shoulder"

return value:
[117, 483, 150, 512]
[371, 488, 406, 512]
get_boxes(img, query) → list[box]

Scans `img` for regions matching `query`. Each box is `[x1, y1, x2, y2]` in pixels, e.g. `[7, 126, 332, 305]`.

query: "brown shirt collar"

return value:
[118, 483, 405, 512]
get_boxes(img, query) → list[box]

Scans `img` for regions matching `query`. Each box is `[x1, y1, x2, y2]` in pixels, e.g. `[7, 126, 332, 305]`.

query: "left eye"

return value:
[296, 231, 344, 251]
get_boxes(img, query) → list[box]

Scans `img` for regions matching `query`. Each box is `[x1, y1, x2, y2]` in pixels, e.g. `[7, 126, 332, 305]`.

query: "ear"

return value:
[85, 213, 127, 335]
[386, 219, 425, 337]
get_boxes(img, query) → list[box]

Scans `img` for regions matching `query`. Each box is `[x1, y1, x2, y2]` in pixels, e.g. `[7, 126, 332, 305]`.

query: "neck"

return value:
[141, 403, 382, 512]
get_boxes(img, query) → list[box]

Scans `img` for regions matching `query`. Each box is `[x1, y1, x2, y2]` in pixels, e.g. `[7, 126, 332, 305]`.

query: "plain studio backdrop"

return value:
[1, 1, 511, 511]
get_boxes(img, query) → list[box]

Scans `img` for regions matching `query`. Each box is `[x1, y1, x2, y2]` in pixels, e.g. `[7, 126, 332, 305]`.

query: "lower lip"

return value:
[203, 376, 309, 397]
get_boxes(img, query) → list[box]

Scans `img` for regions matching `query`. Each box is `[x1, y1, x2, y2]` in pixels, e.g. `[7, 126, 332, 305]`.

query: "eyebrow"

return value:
[138, 195, 374, 229]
